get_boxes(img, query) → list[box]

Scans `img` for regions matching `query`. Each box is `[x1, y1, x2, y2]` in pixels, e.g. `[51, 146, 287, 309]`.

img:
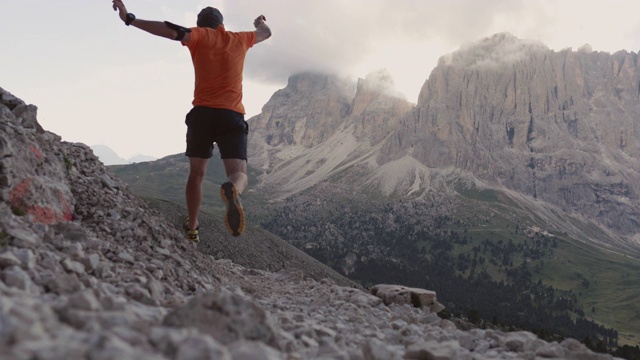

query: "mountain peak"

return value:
[283, 72, 355, 96]
[355, 69, 406, 100]
[250, 72, 355, 148]
[439, 32, 549, 68]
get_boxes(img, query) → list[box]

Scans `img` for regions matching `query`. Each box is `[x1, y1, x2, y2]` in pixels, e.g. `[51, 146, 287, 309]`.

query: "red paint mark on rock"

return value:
[9, 177, 31, 206]
[29, 146, 42, 159]
[9, 177, 74, 224]
[29, 206, 60, 224]
[57, 189, 74, 221]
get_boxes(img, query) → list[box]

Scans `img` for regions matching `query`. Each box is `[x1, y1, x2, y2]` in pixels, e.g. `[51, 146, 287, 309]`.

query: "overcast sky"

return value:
[2, 0, 639, 160]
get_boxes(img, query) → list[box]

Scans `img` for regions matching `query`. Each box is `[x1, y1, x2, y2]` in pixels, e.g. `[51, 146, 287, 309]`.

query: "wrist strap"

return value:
[125, 13, 136, 26]
[164, 21, 192, 41]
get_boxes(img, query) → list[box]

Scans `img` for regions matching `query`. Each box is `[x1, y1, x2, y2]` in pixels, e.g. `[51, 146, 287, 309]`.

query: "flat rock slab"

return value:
[371, 284, 445, 313]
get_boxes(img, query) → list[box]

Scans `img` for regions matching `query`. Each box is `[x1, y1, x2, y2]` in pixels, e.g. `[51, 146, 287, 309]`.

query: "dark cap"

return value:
[197, 7, 223, 29]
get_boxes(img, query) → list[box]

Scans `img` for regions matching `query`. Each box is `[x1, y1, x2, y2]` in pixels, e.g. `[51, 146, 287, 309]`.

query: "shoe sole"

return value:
[220, 182, 245, 236]
[186, 230, 200, 243]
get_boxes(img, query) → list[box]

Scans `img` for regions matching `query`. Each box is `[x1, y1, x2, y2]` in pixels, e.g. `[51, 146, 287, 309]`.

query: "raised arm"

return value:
[253, 15, 272, 44]
[112, 0, 191, 43]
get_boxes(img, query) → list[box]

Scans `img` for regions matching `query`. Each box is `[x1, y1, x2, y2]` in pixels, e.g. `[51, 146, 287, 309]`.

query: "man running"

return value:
[112, 1, 271, 241]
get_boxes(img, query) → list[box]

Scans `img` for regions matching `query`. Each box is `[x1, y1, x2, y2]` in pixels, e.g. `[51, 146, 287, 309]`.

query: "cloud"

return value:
[221, 0, 378, 83]
[218, 0, 537, 84]
[212, 0, 640, 90]
[3, 0, 640, 160]
[441, 33, 549, 69]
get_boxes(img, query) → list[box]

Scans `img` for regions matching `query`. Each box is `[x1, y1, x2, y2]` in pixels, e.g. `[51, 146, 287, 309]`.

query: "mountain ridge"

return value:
[400, 34, 640, 243]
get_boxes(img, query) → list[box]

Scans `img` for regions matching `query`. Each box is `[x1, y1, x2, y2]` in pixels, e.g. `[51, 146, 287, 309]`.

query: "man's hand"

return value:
[112, 0, 128, 23]
[253, 15, 271, 44]
[253, 15, 266, 29]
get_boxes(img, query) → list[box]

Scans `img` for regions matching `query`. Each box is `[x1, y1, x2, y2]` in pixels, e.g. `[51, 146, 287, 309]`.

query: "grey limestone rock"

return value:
[2, 266, 33, 292]
[0, 251, 21, 269]
[174, 334, 231, 360]
[163, 287, 279, 347]
[371, 284, 445, 313]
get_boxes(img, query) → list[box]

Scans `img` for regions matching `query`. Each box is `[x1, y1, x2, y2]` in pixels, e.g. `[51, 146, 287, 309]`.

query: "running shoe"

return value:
[220, 182, 245, 236]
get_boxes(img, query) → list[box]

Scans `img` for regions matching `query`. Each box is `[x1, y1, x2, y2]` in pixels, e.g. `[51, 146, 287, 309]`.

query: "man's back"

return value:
[184, 26, 256, 114]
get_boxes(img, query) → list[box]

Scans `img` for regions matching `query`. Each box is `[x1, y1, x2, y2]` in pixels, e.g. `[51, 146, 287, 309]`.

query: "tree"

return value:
[468, 308, 481, 324]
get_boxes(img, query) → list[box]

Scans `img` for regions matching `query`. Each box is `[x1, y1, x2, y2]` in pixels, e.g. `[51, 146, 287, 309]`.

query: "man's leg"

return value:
[220, 158, 247, 236]
[186, 157, 209, 230]
[222, 158, 248, 194]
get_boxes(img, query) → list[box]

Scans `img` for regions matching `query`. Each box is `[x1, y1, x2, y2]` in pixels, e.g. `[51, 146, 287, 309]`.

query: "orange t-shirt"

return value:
[183, 26, 256, 114]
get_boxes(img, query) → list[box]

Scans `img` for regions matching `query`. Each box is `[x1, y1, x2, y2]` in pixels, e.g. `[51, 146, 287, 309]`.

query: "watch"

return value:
[125, 13, 136, 26]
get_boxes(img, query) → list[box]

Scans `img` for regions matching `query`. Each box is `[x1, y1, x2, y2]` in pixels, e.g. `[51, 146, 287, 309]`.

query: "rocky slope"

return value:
[0, 86, 620, 358]
[143, 197, 361, 289]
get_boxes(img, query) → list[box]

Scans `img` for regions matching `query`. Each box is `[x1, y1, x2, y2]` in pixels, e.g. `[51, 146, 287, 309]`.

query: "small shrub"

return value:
[11, 206, 27, 216]
[63, 156, 73, 170]
[437, 309, 452, 320]
[0, 231, 9, 247]
[467, 308, 482, 324]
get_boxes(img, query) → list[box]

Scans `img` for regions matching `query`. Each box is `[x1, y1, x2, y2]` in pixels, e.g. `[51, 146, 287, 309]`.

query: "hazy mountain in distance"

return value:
[91, 144, 126, 165]
[127, 154, 157, 163]
[91, 144, 157, 165]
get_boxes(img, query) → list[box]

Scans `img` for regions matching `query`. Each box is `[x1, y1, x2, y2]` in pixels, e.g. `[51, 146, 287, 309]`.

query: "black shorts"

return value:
[184, 106, 249, 160]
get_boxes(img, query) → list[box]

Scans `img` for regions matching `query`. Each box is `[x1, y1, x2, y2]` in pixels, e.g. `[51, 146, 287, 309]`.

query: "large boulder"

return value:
[371, 284, 445, 314]
[163, 287, 279, 348]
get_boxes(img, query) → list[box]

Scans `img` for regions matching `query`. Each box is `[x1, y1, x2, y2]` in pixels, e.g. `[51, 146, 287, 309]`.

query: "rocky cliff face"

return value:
[1, 87, 615, 359]
[251, 73, 355, 148]
[348, 70, 414, 145]
[248, 71, 414, 196]
[380, 33, 640, 240]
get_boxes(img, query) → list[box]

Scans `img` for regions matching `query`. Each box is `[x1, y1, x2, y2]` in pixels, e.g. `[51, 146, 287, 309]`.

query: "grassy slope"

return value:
[546, 237, 640, 345]
[453, 186, 640, 346]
